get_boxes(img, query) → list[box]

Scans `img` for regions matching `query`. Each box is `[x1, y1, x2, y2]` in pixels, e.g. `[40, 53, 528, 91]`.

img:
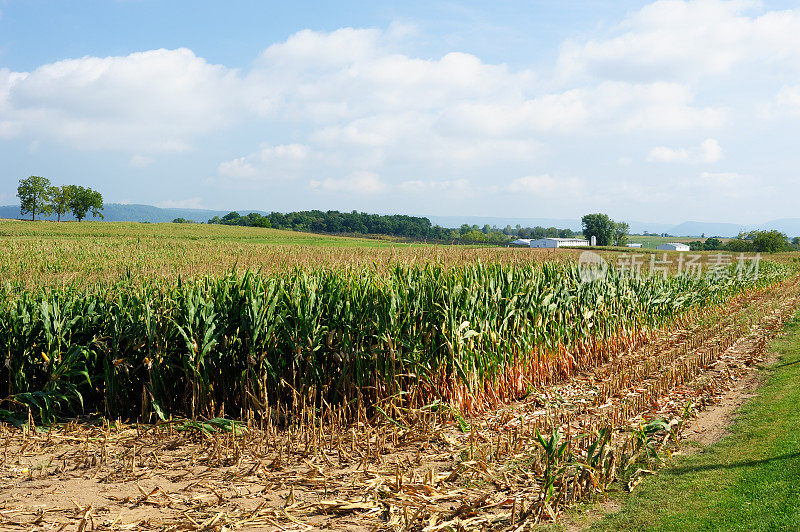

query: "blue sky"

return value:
[1, 0, 799, 224]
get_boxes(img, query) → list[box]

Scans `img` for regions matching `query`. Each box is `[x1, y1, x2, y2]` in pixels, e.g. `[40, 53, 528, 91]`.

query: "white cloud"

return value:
[592, 83, 726, 131]
[217, 143, 310, 181]
[129, 154, 154, 168]
[672, 171, 770, 201]
[558, 0, 800, 82]
[399, 179, 473, 195]
[224, 28, 722, 196]
[648, 146, 691, 163]
[505, 174, 583, 195]
[775, 86, 800, 111]
[647, 138, 723, 163]
[698, 171, 748, 186]
[309, 171, 386, 194]
[257, 27, 385, 72]
[157, 197, 205, 209]
[433, 82, 726, 138]
[1, 25, 727, 182]
[698, 138, 724, 163]
[0, 120, 19, 139]
[760, 85, 800, 118]
[0, 49, 247, 151]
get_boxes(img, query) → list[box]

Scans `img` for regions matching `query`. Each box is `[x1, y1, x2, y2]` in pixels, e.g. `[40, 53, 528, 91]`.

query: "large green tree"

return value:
[581, 213, 616, 246]
[17, 175, 53, 221]
[49, 185, 73, 222]
[750, 230, 790, 253]
[613, 221, 630, 247]
[68, 186, 104, 221]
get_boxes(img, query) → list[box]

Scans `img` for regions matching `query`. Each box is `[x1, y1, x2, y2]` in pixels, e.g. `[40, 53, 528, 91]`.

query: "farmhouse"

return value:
[510, 238, 532, 246]
[530, 237, 590, 248]
[657, 242, 690, 251]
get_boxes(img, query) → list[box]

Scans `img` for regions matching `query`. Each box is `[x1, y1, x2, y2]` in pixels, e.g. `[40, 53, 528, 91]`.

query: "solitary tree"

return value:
[17, 176, 53, 221]
[581, 213, 615, 246]
[68, 186, 104, 221]
[49, 185, 73, 222]
[613, 221, 630, 247]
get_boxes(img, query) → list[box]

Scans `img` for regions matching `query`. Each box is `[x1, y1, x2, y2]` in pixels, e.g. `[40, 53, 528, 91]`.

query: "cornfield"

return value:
[1, 260, 789, 424]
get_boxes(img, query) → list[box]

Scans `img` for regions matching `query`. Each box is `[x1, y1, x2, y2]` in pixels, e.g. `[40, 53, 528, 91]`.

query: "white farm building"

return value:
[510, 238, 532, 246]
[657, 242, 690, 251]
[530, 237, 590, 248]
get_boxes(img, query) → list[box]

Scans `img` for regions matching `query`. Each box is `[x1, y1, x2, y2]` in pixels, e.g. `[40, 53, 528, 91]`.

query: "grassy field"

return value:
[590, 313, 800, 531]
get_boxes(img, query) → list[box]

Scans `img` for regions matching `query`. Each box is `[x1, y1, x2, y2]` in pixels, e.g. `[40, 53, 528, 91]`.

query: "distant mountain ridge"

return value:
[668, 221, 746, 238]
[0, 203, 266, 224]
[1, 204, 798, 237]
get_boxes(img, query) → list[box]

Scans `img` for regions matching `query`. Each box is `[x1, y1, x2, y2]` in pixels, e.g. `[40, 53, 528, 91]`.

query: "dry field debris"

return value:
[2, 274, 798, 531]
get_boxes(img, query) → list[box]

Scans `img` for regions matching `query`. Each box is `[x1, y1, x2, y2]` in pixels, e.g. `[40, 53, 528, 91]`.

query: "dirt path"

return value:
[1, 283, 798, 531]
[680, 351, 778, 448]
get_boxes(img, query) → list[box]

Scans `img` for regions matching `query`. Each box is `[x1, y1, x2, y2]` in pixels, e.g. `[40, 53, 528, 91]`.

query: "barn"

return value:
[530, 237, 590, 248]
[657, 242, 690, 251]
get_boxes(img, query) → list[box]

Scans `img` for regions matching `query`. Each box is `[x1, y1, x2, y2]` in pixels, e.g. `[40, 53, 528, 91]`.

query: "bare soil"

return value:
[680, 351, 778, 448]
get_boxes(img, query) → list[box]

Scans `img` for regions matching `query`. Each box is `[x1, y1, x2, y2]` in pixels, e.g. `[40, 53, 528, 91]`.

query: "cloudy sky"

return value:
[1, 0, 798, 224]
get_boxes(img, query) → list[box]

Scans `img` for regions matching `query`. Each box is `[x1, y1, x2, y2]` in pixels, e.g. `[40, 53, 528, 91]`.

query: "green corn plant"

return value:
[576, 427, 614, 496]
[534, 428, 571, 508]
[171, 283, 220, 418]
[0, 259, 792, 424]
[179, 417, 247, 436]
[8, 344, 92, 423]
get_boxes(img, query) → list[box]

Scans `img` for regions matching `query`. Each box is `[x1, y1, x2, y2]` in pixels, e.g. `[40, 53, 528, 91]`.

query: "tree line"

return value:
[17, 176, 104, 222]
[205, 210, 578, 244]
[207, 210, 435, 236]
[688, 231, 795, 253]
